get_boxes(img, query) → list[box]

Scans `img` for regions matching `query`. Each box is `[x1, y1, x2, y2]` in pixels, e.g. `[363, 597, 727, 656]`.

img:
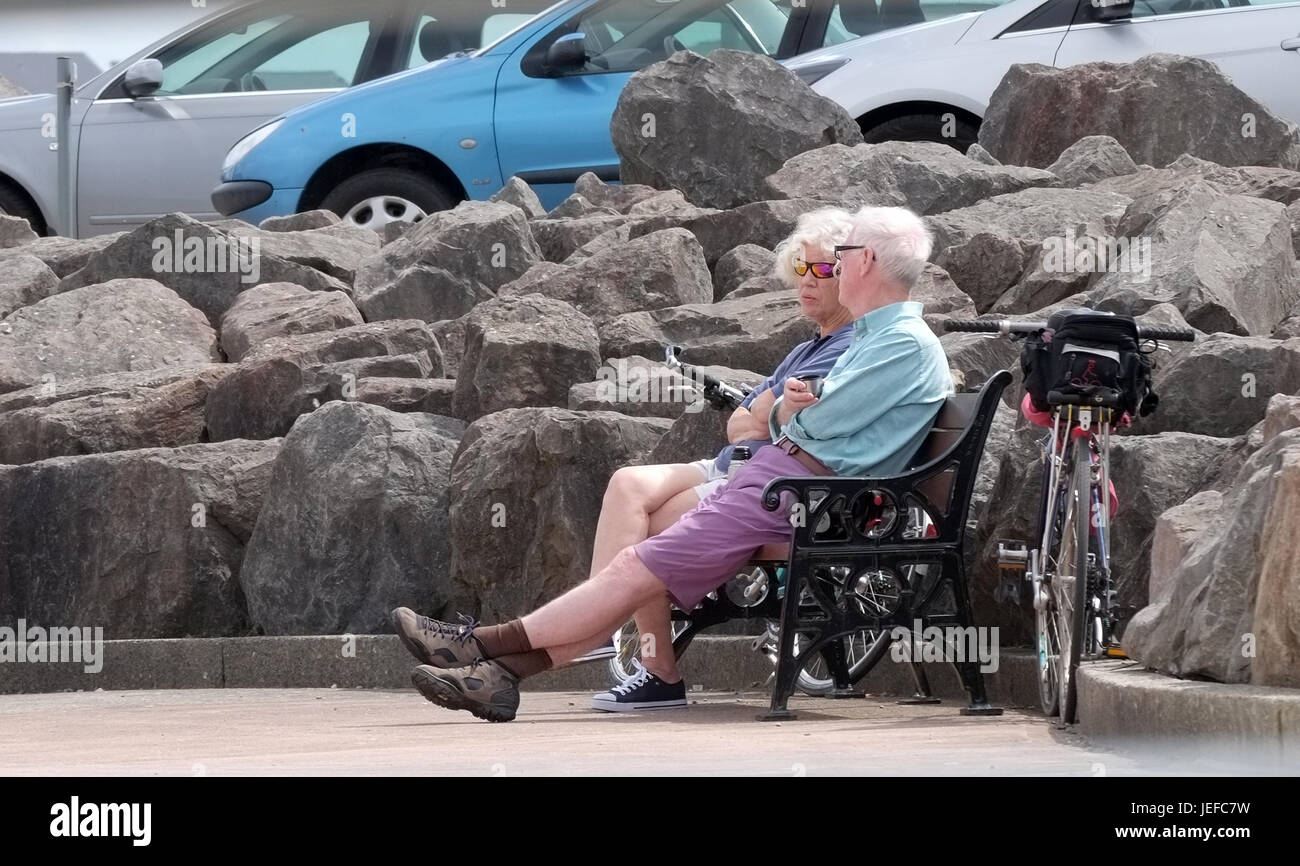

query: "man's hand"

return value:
[775, 377, 819, 428]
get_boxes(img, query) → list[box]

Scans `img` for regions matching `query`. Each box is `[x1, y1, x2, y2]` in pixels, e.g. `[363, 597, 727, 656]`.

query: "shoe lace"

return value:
[611, 661, 654, 696]
[418, 612, 480, 645]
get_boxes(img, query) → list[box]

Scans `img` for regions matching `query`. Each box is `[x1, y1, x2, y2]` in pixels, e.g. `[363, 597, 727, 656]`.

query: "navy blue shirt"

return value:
[714, 322, 854, 473]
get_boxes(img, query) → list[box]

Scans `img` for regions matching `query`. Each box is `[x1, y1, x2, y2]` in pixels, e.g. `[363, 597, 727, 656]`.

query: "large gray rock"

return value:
[498, 228, 712, 318]
[572, 172, 662, 214]
[611, 50, 862, 209]
[1044, 135, 1138, 187]
[206, 320, 443, 441]
[629, 198, 819, 267]
[1288, 200, 1300, 257]
[599, 292, 809, 374]
[1093, 154, 1300, 220]
[453, 294, 601, 421]
[926, 186, 1131, 313]
[530, 214, 638, 263]
[561, 223, 634, 265]
[0, 278, 220, 394]
[489, 176, 546, 219]
[568, 355, 763, 419]
[352, 200, 541, 323]
[713, 244, 777, 301]
[240, 402, 464, 635]
[543, 193, 619, 220]
[0, 215, 39, 248]
[355, 377, 457, 417]
[0, 232, 122, 279]
[1125, 425, 1300, 684]
[978, 54, 1300, 171]
[225, 221, 380, 284]
[0, 365, 232, 464]
[58, 214, 349, 327]
[218, 281, 363, 362]
[0, 254, 59, 318]
[764, 141, 1059, 215]
[913, 263, 977, 334]
[938, 331, 1021, 406]
[1143, 334, 1300, 437]
[0, 439, 281, 638]
[448, 408, 671, 621]
[259, 209, 339, 232]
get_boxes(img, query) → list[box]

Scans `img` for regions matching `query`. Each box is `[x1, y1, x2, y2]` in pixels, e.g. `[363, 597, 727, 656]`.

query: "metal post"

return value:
[56, 56, 76, 238]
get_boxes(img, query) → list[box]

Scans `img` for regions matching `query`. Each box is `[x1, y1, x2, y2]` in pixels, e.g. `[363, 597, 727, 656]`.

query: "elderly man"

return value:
[397, 205, 952, 722]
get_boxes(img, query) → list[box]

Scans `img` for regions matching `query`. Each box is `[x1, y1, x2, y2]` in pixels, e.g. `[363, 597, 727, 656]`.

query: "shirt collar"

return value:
[812, 321, 855, 343]
[853, 301, 924, 337]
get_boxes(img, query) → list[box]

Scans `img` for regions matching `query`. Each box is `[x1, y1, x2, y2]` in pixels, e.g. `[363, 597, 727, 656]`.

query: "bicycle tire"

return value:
[1060, 443, 1091, 724]
[793, 629, 893, 695]
[1034, 440, 1067, 717]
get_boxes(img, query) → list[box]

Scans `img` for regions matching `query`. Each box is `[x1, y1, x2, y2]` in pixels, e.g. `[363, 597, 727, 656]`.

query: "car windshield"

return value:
[474, 0, 573, 56]
[580, 0, 793, 73]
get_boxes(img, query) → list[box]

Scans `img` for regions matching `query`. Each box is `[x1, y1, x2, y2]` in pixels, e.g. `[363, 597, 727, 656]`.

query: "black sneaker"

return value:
[573, 635, 616, 664]
[411, 659, 520, 723]
[591, 663, 687, 712]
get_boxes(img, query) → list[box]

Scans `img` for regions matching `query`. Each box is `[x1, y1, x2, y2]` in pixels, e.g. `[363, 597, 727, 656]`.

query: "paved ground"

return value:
[0, 687, 1265, 776]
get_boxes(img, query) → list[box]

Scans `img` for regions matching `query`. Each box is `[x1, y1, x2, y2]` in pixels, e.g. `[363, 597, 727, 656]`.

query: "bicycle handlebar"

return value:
[940, 318, 1196, 342]
[663, 345, 750, 410]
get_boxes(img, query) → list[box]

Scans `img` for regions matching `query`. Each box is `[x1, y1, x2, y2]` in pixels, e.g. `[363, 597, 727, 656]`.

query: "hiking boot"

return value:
[411, 660, 520, 723]
[591, 662, 687, 713]
[391, 607, 483, 668]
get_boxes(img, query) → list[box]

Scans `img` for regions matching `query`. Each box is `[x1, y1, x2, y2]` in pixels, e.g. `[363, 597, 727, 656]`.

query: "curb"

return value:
[1078, 661, 1300, 767]
[0, 634, 1042, 708]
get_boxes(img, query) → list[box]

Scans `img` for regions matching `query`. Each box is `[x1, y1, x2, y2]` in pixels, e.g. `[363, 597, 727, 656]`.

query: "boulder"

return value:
[611, 50, 862, 209]
[430, 317, 468, 379]
[764, 141, 1059, 215]
[0, 232, 122, 279]
[1143, 334, 1300, 437]
[1289, 200, 1300, 257]
[0, 365, 232, 464]
[926, 186, 1131, 313]
[721, 275, 787, 300]
[259, 210, 339, 232]
[599, 292, 809, 374]
[0, 254, 59, 318]
[489, 176, 546, 219]
[568, 355, 763, 419]
[58, 214, 349, 327]
[1094, 154, 1300, 218]
[629, 198, 819, 267]
[225, 221, 380, 284]
[713, 244, 777, 301]
[498, 228, 712, 318]
[543, 193, 619, 220]
[938, 331, 1021, 406]
[240, 403, 464, 635]
[352, 200, 541, 323]
[452, 294, 601, 421]
[206, 320, 443, 441]
[0, 278, 220, 394]
[355, 377, 457, 417]
[913, 262, 977, 334]
[978, 54, 1300, 171]
[561, 224, 633, 265]
[572, 172, 663, 213]
[218, 281, 363, 362]
[1044, 135, 1138, 187]
[448, 408, 671, 621]
[530, 214, 636, 263]
[0, 214, 38, 248]
[964, 143, 999, 166]
[0, 439, 281, 638]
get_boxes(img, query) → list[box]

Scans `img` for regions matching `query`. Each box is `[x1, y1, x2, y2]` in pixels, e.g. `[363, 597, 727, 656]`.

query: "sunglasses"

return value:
[793, 258, 837, 279]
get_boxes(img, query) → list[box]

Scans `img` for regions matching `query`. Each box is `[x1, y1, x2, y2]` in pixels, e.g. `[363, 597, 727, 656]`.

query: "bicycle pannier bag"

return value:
[1019, 308, 1156, 416]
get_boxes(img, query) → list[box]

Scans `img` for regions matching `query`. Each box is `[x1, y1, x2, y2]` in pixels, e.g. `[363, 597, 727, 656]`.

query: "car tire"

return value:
[862, 113, 979, 155]
[319, 168, 456, 232]
[0, 181, 48, 236]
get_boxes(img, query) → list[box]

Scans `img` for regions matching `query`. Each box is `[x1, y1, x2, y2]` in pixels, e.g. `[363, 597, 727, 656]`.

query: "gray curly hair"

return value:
[770, 206, 857, 290]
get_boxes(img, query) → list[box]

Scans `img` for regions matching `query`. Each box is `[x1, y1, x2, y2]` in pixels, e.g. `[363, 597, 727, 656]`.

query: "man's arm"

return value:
[726, 387, 776, 442]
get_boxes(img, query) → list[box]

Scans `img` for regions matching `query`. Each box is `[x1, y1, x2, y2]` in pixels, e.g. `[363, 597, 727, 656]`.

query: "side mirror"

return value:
[123, 58, 163, 98]
[1088, 0, 1134, 22]
[545, 32, 587, 73]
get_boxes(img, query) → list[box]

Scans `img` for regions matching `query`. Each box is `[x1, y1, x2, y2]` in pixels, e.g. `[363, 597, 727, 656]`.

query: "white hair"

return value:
[770, 206, 857, 290]
[844, 206, 933, 290]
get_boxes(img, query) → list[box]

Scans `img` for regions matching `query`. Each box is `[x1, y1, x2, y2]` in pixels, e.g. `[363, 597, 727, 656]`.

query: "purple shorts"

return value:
[632, 445, 807, 610]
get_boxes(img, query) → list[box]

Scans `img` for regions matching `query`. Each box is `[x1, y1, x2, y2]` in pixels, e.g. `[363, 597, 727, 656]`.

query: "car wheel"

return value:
[319, 168, 456, 232]
[0, 182, 48, 235]
[862, 113, 979, 154]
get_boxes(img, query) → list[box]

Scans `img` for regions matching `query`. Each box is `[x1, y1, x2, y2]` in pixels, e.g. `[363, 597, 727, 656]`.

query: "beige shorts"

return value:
[687, 457, 729, 501]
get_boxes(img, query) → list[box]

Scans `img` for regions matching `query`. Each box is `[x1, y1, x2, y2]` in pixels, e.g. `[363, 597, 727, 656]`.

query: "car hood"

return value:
[0, 93, 56, 132]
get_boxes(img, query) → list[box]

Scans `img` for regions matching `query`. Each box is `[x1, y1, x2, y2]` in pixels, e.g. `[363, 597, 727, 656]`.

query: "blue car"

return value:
[213, 0, 887, 230]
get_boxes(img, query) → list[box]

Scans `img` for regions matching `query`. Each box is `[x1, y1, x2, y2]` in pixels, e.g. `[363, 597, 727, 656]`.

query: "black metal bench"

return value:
[655, 369, 1013, 721]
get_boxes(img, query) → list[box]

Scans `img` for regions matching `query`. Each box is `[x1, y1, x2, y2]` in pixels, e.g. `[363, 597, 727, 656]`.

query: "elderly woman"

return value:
[391, 206, 861, 709]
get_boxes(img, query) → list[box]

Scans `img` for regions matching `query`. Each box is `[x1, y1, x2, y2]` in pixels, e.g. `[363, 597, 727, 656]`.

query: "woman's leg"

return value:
[589, 464, 707, 578]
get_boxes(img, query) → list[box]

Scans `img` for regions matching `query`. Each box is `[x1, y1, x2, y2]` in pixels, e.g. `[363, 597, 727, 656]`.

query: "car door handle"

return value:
[1283, 36, 1300, 51]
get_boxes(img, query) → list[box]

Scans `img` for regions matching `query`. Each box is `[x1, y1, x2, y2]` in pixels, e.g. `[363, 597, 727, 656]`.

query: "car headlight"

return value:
[222, 119, 284, 176]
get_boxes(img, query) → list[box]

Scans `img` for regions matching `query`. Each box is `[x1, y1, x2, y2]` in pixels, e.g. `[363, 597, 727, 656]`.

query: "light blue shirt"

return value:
[767, 301, 952, 477]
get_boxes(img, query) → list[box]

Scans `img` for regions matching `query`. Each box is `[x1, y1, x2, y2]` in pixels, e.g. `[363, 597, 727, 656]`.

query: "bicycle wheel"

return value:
[792, 629, 893, 695]
[1058, 442, 1091, 724]
[1035, 438, 1075, 717]
[608, 617, 690, 682]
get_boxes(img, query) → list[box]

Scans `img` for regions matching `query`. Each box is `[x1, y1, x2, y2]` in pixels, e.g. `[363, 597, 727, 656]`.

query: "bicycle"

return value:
[605, 345, 896, 696]
[942, 312, 1195, 723]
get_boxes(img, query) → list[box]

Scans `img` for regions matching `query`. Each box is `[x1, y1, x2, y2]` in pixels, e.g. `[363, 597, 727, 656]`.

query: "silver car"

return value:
[0, 0, 550, 237]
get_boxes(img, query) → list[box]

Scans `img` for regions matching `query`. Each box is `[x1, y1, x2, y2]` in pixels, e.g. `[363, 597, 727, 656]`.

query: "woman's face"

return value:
[793, 241, 846, 324]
